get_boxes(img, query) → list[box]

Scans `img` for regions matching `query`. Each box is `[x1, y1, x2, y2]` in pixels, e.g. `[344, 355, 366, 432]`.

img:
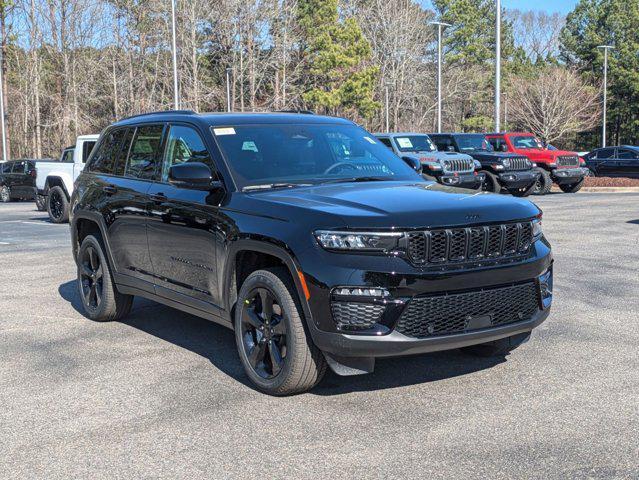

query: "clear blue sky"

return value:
[421, 0, 579, 15]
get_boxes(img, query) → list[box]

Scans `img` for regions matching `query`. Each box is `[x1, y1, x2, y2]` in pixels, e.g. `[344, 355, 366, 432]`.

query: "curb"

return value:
[551, 186, 639, 193]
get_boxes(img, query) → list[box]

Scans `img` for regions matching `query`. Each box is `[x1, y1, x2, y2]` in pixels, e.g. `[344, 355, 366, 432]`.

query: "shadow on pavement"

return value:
[58, 280, 505, 395]
[627, 219, 639, 225]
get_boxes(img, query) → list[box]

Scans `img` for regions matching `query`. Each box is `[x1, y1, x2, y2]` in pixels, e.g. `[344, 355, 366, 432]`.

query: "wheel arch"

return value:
[45, 176, 70, 199]
[71, 211, 117, 271]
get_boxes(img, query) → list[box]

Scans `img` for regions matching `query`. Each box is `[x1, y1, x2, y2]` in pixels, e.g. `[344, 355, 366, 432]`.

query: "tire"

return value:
[77, 234, 133, 322]
[509, 181, 536, 197]
[586, 168, 596, 177]
[35, 194, 47, 211]
[480, 170, 501, 194]
[234, 267, 327, 395]
[559, 177, 585, 193]
[0, 185, 11, 202]
[533, 168, 552, 195]
[47, 186, 69, 223]
[460, 332, 531, 357]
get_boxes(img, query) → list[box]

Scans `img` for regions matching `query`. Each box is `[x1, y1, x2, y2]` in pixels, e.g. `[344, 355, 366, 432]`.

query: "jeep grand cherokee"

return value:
[70, 111, 553, 395]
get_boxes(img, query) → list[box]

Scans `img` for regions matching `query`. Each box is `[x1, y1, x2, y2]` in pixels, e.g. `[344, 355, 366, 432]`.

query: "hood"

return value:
[240, 181, 540, 230]
[519, 148, 578, 161]
[402, 151, 474, 163]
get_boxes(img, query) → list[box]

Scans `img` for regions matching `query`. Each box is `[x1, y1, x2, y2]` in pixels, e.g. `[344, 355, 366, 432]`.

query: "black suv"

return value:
[70, 111, 553, 395]
[582, 146, 639, 178]
[428, 133, 540, 196]
[0, 159, 46, 209]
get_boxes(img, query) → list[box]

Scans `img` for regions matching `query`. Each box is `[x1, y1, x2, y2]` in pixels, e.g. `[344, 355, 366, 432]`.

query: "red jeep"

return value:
[486, 132, 589, 194]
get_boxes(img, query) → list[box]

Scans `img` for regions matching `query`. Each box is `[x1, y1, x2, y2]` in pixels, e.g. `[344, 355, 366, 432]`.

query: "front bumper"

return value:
[300, 238, 553, 359]
[552, 167, 589, 185]
[498, 170, 540, 189]
[437, 172, 485, 189]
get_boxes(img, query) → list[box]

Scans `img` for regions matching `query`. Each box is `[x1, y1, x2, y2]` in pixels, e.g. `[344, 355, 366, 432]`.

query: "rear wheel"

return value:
[559, 177, 584, 193]
[0, 185, 11, 202]
[460, 332, 531, 357]
[35, 194, 47, 211]
[77, 234, 133, 321]
[533, 168, 552, 195]
[235, 267, 327, 395]
[480, 171, 501, 194]
[47, 186, 69, 223]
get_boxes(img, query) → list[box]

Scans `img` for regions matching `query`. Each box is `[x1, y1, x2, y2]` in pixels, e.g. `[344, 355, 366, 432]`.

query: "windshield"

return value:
[454, 134, 493, 152]
[512, 135, 544, 149]
[212, 123, 423, 189]
[393, 135, 436, 153]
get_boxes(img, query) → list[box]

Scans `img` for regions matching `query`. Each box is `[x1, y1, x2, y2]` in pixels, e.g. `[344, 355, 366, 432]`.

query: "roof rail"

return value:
[275, 109, 316, 115]
[119, 110, 197, 121]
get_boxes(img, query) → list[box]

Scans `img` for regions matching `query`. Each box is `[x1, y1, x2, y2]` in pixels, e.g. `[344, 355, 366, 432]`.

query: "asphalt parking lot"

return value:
[0, 193, 638, 479]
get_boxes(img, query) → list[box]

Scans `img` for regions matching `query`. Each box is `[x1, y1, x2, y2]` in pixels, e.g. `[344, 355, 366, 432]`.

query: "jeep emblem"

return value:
[465, 214, 481, 221]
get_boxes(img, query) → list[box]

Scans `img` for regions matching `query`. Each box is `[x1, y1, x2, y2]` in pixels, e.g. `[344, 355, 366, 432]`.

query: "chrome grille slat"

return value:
[508, 157, 530, 170]
[444, 158, 474, 173]
[406, 221, 534, 267]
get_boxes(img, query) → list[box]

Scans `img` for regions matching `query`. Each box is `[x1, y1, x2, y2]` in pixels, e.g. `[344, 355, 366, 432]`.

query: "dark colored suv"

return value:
[0, 159, 42, 207]
[428, 133, 540, 196]
[70, 111, 553, 395]
[582, 146, 639, 178]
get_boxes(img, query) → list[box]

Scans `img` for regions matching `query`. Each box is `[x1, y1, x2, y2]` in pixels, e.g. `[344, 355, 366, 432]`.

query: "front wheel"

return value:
[235, 267, 327, 395]
[47, 186, 69, 223]
[559, 177, 585, 193]
[77, 234, 133, 321]
[0, 185, 11, 202]
[480, 171, 501, 194]
[460, 332, 531, 357]
[533, 168, 553, 195]
[35, 194, 47, 211]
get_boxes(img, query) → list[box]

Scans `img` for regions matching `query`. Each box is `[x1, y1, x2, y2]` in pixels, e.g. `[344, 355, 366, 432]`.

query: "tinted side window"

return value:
[12, 161, 26, 173]
[618, 149, 638, 159]
[162, 125, 213, 181]
[61, 149, 74, 163]
[125, 125, 165, 180]
[378, 137, 393, 149]
[1, 162, 13, 173]
[488, 137, 507, 151]
[89, 129, 127, 174]
[595, 148, 615, 159]
[114, 129, 135, 176]
[431, 135, 453, 151]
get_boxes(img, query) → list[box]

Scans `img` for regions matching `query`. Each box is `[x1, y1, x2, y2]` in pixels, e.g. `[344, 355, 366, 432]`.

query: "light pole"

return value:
[170, 0, 180, 110]
[429, 21, 451, 133]
[495, 0, 501, 132]
[597, 45, 614, 148]
[226, 67, 233, 112]
[0, 28, 6, 161]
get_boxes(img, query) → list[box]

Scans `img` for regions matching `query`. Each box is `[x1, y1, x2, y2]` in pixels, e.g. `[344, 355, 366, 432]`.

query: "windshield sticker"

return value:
[242, 141, 258, 152]
[213, 127, 236, 136]
[363, 136, 376, 144]
[397, 138, 413, 148]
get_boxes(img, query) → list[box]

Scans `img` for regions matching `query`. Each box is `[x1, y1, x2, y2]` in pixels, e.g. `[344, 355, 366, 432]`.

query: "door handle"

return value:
[103, 185, 117, 195]
[150, 193, 167, 203]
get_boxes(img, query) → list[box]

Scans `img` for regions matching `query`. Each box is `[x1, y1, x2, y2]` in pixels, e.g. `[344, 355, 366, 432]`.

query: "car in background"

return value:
[35, 135, 99, 223]
[486, 132, 588, 194]
[428, 133, 539, 197]
[0, 159, 52, 209]
[581, 146, 639, 178]
[375, 132, 484, 190]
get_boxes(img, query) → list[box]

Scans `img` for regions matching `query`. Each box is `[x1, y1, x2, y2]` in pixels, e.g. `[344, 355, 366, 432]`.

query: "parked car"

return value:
[374, 133, 484, 190]
[70, 111, 553, 395]
[486, 132, 589, 194]
[35, 135, 99, 223]
[582, 146, 639, 178]
[428, 133, 540, 197]
[0, 159, 44, 207]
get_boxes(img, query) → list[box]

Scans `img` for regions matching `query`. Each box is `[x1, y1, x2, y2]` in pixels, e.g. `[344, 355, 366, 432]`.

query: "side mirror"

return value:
[401, 156, 423, 174]
[446, 146, 455, 152]
[168, 162, 222, 191]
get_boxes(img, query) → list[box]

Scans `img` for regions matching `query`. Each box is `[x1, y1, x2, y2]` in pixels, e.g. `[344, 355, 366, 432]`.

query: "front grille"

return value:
[507, 157, 531, 170]
[406, 221, 534, 267]
[395, 282, 539, 338]
[331, 301, 384, 330]
[444, 158, 474, 173]
[557, 155, 579, 167]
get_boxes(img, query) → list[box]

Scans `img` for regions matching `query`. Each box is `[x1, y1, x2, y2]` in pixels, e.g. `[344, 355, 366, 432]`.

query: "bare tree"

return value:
[508, 67, 600, 142]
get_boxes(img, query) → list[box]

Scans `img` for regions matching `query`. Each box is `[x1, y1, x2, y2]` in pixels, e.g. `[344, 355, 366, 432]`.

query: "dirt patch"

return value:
[584, 176, 639, 187]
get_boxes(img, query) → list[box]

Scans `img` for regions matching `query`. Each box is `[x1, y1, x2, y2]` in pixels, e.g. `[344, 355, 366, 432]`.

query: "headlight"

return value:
[314, 230, 402, 252]
[532, 218, 543, 238]
[474, 160, 482, 169]
[502, 159, 511, 169]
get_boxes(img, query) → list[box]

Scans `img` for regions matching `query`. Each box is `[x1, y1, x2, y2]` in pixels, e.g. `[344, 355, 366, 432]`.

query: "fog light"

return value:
[334, 287, 390, 298]
[539, 268, 553, 309]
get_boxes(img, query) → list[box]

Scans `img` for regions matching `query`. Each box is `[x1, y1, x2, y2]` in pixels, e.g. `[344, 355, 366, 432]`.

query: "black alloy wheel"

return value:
[49, 190, 64, 219]
[47, 186, 69, 223]
[240, 287, 288, 379]
[0, 185, 10, 202]
[79, 244, 104, 312]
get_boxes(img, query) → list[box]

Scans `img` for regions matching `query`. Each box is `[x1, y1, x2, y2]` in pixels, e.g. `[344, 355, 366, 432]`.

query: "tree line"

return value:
[0, 0, 634, 160]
